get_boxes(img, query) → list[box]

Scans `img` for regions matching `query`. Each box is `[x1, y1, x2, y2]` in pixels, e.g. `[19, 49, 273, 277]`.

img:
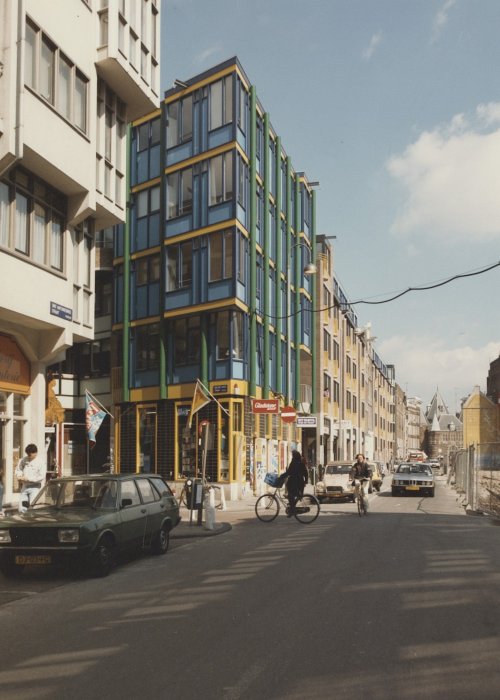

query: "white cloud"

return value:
[362, 32, 383, 60]
[378, 335, 500, 404]
[193, 45, 221, 65]
[431, 0, 457, 42]
[476, 102, 500, 127]
[387, 106, 500, 240]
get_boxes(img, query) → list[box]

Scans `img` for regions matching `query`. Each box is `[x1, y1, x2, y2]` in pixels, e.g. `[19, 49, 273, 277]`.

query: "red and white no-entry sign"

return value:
[281, 406, 297, 423]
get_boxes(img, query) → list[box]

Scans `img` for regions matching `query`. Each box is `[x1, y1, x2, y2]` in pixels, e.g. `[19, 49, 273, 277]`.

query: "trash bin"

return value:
[185, 478, 203, 510]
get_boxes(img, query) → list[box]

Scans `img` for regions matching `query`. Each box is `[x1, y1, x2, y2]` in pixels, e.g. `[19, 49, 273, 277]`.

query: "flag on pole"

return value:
[85, 390, 108, 447]
[188, 380, 212, 428]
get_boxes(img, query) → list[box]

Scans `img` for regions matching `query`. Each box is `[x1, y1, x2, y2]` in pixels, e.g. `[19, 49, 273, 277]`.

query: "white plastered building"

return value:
[0, 0, 160, 504]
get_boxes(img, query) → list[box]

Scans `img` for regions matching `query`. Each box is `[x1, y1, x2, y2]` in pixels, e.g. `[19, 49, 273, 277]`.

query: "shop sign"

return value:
[0, 335, 30, 394]
[252, 399, 280, 414]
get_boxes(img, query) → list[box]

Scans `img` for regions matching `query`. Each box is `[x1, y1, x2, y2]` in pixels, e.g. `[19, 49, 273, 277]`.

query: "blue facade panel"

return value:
[208, 202, 232, 226]
[166, 216, 192, 237]
[166, 143, 193, 167]
[208, 125, 232, 150]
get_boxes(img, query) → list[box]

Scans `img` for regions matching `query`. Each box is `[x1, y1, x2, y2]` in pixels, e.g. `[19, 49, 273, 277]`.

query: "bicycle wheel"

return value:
[293, 494, 320, 524]
[357, 495, 363, 516]
[255, 494, 280, 522]
[362, 495, 369, 514]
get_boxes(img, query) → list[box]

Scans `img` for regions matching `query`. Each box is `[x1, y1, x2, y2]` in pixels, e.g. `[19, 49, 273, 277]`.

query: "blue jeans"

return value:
[19, 485, 40, 513]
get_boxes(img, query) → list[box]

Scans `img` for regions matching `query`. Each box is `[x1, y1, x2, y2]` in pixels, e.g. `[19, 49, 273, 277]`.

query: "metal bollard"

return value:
[204, 487, 216, 530]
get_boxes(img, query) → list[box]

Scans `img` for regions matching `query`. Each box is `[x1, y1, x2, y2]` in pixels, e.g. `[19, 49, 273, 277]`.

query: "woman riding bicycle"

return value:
[285, 450, 308, 516]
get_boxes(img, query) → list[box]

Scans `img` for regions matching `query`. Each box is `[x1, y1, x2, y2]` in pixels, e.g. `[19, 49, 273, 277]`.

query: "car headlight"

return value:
[58, 528, 80, 543]
[0, 530, 11, 543]
[316, 481, 325, 490]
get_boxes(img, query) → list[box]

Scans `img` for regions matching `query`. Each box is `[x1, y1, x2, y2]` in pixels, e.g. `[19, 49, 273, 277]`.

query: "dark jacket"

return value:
[286, 453, 308, 494]
[350, 461, 372, 480]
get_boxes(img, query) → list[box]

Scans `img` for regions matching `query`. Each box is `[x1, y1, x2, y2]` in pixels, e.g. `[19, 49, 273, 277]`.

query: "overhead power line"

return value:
[263, 259, 500, 320]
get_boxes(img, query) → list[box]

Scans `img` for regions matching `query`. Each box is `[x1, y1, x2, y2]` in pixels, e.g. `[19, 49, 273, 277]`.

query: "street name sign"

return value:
[296, 416, 317, 427]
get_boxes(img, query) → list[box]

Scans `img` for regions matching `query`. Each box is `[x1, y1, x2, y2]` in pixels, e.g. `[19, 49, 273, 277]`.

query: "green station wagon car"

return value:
[0, 474, 180, 578]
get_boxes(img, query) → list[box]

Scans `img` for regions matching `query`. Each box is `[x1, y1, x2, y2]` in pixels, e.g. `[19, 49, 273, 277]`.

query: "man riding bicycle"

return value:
[350, 454, 372, 506]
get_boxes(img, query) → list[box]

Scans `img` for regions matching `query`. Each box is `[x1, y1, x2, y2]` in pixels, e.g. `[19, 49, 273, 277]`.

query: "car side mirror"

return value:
[121, 498, 132, 508]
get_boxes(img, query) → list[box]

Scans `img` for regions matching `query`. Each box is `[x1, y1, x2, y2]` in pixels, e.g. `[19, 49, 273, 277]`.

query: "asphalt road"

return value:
[1, 478, 500, 700]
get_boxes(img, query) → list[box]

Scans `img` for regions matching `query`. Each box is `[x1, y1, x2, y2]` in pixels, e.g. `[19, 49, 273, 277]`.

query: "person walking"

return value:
[285, 449, 308, 516]
[15, 444, 46, 513]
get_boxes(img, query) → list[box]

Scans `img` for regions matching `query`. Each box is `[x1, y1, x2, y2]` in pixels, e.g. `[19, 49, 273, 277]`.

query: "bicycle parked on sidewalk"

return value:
[354, 477, 370, 516]
[178, 475, 224, 510]
[255, 473, 320, 524]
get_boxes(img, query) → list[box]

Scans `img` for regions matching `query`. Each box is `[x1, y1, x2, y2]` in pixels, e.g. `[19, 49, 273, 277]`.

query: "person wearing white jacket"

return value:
[15, 444, 46, 513]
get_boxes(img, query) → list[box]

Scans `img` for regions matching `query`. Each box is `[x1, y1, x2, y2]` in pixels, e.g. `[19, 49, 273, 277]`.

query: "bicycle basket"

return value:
[264, 472, 287, 488]
[264, 473, 280, 487]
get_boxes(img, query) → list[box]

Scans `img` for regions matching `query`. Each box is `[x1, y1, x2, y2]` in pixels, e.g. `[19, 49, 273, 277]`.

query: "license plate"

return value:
[15, 555, 52, 565]
[406, 485, 420, 491]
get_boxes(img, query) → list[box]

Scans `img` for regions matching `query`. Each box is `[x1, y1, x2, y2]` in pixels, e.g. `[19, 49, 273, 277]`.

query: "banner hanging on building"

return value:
[85, 390, 109, 447]
[188, 380, 212, 428]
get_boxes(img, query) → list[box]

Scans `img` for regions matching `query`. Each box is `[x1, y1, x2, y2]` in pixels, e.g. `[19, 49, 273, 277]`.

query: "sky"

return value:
[161, 0, 500, 413]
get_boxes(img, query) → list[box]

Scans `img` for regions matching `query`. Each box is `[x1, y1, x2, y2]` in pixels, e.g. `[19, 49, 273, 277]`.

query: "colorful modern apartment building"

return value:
[112, 57, 318, 497]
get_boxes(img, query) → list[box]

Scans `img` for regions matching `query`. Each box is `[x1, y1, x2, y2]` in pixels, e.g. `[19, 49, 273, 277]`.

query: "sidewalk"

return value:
[172, 493, 257, 538]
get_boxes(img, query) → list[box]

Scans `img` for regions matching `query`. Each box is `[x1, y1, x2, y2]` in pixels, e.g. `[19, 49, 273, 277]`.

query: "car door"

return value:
[119, 479, 147, 550]
[135, 478, 160, 546]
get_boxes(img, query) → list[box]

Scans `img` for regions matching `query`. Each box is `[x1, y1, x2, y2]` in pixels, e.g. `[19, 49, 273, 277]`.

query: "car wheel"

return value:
[91, 536, 115, 577]
[391, 488, 398, 497]
[0, 554, 24, 578]
[375, 484, 381, 492]
[152, 524, 170, 555]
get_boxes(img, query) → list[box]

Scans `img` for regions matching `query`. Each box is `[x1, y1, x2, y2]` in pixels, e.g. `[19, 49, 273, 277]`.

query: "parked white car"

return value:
[315, 462, 356, 503]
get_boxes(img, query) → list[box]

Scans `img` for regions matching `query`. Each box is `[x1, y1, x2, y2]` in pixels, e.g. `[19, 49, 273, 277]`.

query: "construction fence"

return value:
[451, 442, 500, 516]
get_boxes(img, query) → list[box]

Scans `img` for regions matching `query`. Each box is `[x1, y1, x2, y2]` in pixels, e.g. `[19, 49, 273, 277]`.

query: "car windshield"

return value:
[32, 480, 118, 510]
[325, 465, 351, 475]
[397, 464, 432, 475]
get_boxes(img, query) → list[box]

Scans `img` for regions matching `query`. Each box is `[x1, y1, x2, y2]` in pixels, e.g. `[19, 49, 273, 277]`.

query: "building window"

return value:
[95, 276, 112, 316]
[166, 241, 192, 290]
[133, 184, 160, 251]
[209, 75, 233, 131]
[237, 156, 248, 209]
[134, 323, 160, 371]
[333, 381, 340, 403]
[209, 230, 232, 281]
[209, 152, 233, 206]
[167, 167, 193, 218]
[167, 95, 193, 147]
[174, 317, 200, 365]
[323, 329, 331, 357]
[1, 169, 66, 272]
[25, 19, 88, 134]
[133, 254, 160, 318]
[323, 373, 331, 399]
[237, 232, 247, 284]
